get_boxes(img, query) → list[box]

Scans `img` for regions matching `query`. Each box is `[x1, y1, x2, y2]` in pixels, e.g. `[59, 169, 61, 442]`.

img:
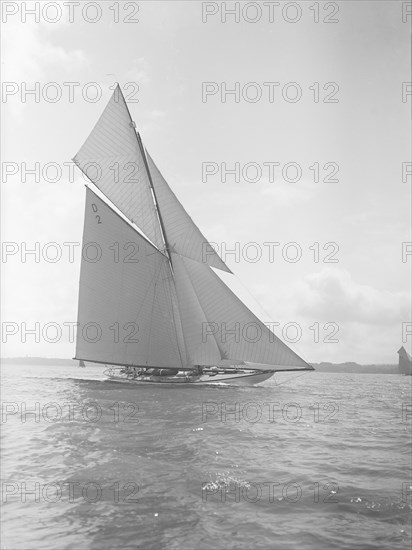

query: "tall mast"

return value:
[118, 85, 173, 268]
[118, 87, 189, 365]
[136, 131, 172, 265]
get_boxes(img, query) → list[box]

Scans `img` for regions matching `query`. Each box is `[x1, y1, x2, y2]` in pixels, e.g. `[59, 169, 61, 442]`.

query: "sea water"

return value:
[1, 363, 411, 550]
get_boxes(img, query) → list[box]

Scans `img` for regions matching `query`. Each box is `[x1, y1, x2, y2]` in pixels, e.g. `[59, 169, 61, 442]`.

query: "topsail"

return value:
[73, 85, 230, 273]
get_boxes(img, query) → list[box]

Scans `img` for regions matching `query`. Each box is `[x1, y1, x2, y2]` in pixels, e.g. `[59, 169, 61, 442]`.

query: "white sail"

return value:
[73, 86, 164, 251]
[75, 188, 185, 368]
[172, 253, 222, 365]
[73, 86, 312, 378]
[171, 253, 311, 370]
[146, 151, 232, 273]
[398, 346, 412, 375]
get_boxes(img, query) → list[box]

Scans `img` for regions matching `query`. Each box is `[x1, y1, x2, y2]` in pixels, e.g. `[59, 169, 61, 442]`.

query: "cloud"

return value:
[2, 20, 87, 119]
[246, 267, 411, 363]
[126, 58, 150, 86]
[260, 177, 321, 204]
[150, 110, 166, 118]
[291, 268, 409, 325]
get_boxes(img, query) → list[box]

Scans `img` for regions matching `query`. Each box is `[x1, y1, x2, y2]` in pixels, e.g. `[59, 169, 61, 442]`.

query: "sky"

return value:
[1, 0, 411, 363]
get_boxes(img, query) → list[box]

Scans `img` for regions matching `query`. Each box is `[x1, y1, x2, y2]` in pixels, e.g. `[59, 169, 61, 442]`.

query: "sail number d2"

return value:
[91, 203, 102, 224]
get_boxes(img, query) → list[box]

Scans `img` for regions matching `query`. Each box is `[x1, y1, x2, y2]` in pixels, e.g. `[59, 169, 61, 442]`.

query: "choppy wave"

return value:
[1, 364, 411, 549]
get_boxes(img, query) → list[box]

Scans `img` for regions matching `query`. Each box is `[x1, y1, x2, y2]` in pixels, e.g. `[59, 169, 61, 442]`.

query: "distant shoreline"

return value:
[0, 357, 400, 374]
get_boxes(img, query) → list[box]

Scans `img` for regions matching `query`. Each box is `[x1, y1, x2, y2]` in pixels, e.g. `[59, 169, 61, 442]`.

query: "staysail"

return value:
[172, 253, 311, 370]
[75, 188, 185, 368]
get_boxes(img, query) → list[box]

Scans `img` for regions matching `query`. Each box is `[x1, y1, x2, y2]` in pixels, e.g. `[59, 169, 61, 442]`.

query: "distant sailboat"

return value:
[72, 85, 313, 385]
[79, 360, 86, 368]
[398, 346, 412, 375]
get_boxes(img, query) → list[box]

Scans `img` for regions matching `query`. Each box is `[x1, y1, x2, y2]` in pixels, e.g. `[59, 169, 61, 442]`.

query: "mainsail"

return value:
[74, 85, 312, 372]
[75, 188, 185, 368]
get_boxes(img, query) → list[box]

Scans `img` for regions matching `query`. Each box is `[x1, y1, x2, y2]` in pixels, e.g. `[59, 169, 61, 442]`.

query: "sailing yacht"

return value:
[73, 85, 313, 385]
[398, 346, 412, 375]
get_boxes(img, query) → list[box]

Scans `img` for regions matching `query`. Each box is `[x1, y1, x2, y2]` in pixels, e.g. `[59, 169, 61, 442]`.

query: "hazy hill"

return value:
[1, 357, 400, 374]
[312, 362, 398, 374]
[1, 357, 77, 366]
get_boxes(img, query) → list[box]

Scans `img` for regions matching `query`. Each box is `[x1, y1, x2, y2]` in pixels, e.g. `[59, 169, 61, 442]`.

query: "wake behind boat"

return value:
[72, 85, 313, 386]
